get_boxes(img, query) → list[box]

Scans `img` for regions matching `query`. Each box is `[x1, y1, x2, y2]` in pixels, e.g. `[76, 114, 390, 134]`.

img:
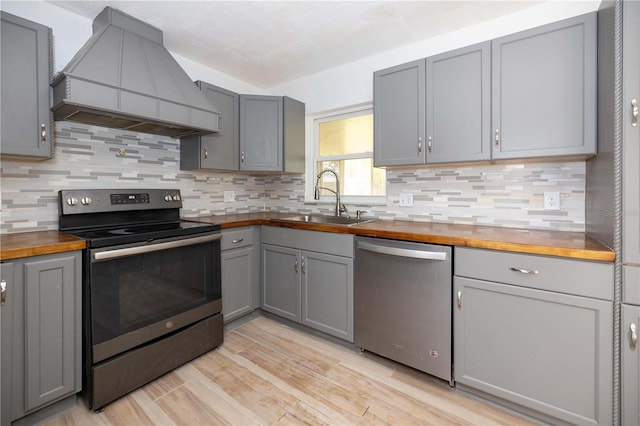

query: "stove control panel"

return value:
[59, 189, 183, 215]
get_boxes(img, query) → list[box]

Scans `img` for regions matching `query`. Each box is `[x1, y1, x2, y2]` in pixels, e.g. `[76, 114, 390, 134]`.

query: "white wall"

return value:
[0, 0, 263, 95]
[270, 1, 601, 113]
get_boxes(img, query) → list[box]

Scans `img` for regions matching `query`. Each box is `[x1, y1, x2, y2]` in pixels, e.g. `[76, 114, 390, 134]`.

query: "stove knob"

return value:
[172, 194, 181, 202]
[66, 197, 78, 206]
[81, 197, 92, 205]
[164, 195, 172, 202]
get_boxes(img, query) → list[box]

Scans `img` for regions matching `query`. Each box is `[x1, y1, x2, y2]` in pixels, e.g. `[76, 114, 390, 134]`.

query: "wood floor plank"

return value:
[40, 316, 535, 426]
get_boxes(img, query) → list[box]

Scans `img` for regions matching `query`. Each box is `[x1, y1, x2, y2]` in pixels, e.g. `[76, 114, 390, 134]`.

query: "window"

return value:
[309, 105, 386, 204]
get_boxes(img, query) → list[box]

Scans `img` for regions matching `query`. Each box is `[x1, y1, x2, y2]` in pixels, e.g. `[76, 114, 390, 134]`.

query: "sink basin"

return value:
[278, 214, 375, 226]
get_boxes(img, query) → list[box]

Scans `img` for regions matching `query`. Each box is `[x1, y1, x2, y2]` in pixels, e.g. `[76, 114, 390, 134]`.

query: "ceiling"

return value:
[46, 1, 544, 88]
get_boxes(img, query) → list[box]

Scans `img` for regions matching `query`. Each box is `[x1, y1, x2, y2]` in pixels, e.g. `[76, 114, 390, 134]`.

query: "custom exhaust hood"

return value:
[51, 7, 219, 138]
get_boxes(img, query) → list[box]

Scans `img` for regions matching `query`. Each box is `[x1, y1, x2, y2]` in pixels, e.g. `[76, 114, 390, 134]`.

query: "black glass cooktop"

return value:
[68, 220, 220, 248]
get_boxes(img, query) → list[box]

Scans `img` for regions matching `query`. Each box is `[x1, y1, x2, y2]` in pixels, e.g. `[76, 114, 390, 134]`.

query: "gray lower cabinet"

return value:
[1, 252, 82, 423]
[261, 227, 354, 341]
[0, 12, 53, 159]
[622, 304, 640, 426]
[492, 13, 596, 160]
[454, 247, 612, 425]
[221, 227, 260, 323]
[181, 82, 240, 171]
[240, 95, 305, 173]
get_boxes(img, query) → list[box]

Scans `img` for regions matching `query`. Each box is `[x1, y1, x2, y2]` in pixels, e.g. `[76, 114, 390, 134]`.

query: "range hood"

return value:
[51, 7, 219, 138]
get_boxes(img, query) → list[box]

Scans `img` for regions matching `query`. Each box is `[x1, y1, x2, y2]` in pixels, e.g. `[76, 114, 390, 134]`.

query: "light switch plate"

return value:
[399, 192, 414, 207]
[543, 191, 560, 211]
[224, 191, 235, 202]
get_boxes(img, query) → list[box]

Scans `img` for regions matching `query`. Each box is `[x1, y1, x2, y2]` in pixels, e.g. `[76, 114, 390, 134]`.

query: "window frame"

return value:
[305, 103, 387, 205]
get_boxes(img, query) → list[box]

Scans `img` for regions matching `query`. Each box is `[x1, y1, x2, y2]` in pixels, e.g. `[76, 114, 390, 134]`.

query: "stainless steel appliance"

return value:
[354, 237, 453, 383]
[58, 188, 222, 409]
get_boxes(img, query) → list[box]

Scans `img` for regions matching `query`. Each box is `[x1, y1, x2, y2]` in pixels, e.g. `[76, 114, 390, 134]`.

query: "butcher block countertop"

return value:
[0, 230, 86, 261]
[194, 212, 615, 262]
[0, 213, 614, 262]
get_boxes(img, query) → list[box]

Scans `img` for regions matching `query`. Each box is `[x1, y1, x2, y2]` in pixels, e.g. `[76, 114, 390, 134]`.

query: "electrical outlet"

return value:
[223, 191, 235, 202]
[543, 191, 560, 211]
[399, 192, 414, 207]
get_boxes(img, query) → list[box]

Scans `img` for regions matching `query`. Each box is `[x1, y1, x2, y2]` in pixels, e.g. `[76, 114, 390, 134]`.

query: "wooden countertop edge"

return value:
[1, 240, 86, 261]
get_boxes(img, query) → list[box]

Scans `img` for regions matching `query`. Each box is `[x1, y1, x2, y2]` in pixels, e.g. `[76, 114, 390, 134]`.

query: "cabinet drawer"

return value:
[455, 247, 612, 300]
[261, 226, 353, 258]
[221, 227, 254, 251]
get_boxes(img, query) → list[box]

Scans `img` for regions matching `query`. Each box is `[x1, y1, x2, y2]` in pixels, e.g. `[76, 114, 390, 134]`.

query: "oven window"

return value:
[90, 240, 220, 345]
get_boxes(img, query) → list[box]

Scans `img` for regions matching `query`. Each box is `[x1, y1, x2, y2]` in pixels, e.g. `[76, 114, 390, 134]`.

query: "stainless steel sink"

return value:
[278, 214, 375, 226]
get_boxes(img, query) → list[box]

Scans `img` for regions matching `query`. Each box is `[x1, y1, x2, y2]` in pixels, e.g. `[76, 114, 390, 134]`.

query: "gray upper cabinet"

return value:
[426, 42, 491, 163]
[0, 12, 53, 159]
[492, 13, 597, 160]
[373, 59, 426, 166]
[240, 95, 305, 173]
[1, 252, 81, 423]
[181, 82, 239, 171]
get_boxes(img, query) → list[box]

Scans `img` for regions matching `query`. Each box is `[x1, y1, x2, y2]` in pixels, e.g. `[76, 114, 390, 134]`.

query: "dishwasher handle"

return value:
[357, 241, 447, 261]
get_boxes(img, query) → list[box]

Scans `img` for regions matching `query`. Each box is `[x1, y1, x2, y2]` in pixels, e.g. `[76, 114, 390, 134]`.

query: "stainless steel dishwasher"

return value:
[354, 236, 452, 383]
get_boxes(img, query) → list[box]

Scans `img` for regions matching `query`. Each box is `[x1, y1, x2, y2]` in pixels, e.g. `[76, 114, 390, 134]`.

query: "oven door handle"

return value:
[93, 234, 221, 261]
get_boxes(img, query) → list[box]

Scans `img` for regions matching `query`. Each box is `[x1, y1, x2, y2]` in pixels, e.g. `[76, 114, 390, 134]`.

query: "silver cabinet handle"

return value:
[301, 256, 306, 274]
[241, 152, 245, 163]
[41, 124, 46, 144]
[510, 267, 539, 275]
[495, 129, 500, 147]
[294, 259, 299, 273]
[427, 136, 433, 153]
[631, 323, 638, 351]
[457, 290, 462, 309]
[231, 238, 244, 244]
[418, 137, 422, 153]
[632, 99, 638, 127]
[204, 147, 208, 159]
[1, 280, 6, 306]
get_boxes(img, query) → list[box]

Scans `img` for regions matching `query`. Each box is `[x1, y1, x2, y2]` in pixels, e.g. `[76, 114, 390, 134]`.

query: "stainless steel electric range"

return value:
[58, 188, 222, 410]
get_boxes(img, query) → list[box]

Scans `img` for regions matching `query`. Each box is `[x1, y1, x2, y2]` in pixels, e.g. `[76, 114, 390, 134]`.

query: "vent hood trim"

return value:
[51, 7, 219, 138]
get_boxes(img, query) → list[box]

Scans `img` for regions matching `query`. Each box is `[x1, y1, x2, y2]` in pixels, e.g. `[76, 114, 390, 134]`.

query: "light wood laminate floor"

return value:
[43, 316, 534, 425]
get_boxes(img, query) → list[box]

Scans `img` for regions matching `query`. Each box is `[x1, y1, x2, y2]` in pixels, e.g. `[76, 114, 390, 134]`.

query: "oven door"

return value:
[88, 232, 221, 363]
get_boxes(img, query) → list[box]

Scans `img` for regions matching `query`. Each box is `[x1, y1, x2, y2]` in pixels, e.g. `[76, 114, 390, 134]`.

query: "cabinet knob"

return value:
[495, 129, 500, 147]
[241, 152, 245, 163]
[1, 280, 6, 306]
[294, 259, 299, 273]
[427, 136, 433, 154]
[456, 290, 462, 309]
[41, 124, 46, 145]
[632, 99, 638, 128]
[204, 147, 208, 159]
[631, 323, 638, 351]
[301, 256, 306, 274]
[418, 138, 422, 153]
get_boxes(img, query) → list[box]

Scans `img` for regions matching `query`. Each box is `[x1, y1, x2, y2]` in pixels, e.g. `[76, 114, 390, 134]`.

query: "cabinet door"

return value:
[23, 255, 80, 412]
[0, 12, 52, 158]
[261, 244, 300, 322]
[623, 0, 640, 267]
[301, 251, 353, 342]
[222, 246, 255, 323]
[1, 262, 16, 425]
[373, 59, 426, 166]
[622, 304, 640, 426]
[491, 13, 596, 160]
[181, 83, 239, 171]
[426, 42, 491, 163]
[240, 95, 283, 171]
[454, 277, 612, 425]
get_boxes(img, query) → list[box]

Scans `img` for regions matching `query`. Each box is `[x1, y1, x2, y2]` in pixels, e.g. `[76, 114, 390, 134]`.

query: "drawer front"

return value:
[261, 226, 353, 258]
[623, 265, 640, 306]
[221, 227, 254, 251]
[455, 247, 613, 300]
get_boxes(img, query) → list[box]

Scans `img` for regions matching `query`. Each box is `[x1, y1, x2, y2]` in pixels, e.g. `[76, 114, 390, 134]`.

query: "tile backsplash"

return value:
[1, 122, 585, 233]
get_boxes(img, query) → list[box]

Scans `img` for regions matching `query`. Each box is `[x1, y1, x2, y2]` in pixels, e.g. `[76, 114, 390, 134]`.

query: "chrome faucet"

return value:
[314, 169, 347, 217]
